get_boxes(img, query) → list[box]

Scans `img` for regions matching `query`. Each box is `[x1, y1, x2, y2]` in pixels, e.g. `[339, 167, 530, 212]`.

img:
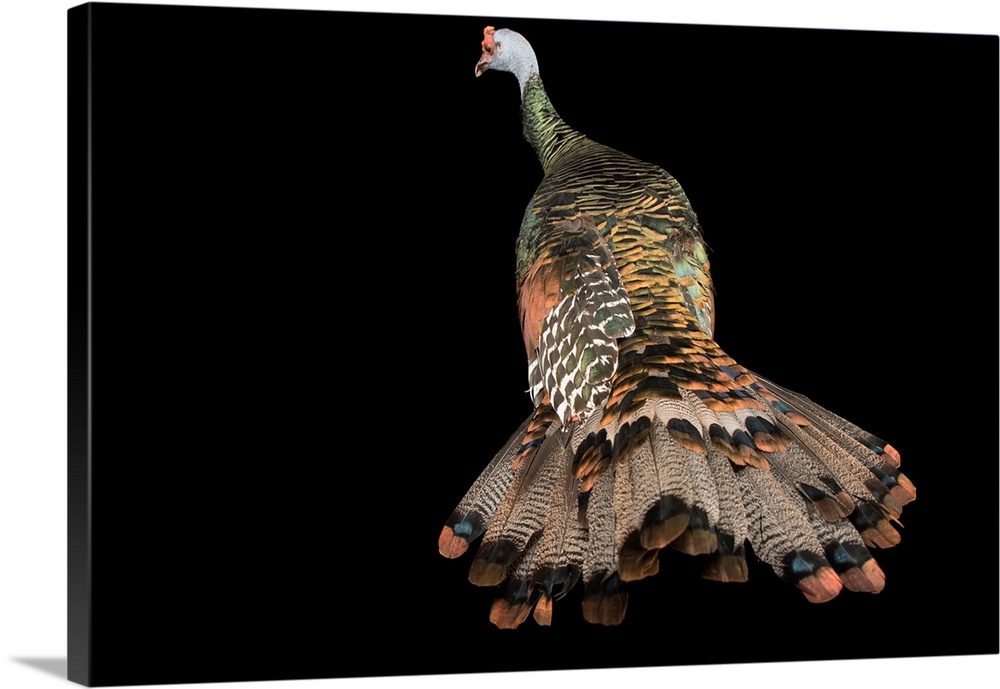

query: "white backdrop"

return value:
[0, 1, 997, 688]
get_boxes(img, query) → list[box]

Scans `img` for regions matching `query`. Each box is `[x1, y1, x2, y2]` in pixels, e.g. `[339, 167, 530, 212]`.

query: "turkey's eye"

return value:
[484, 44, 493, 54]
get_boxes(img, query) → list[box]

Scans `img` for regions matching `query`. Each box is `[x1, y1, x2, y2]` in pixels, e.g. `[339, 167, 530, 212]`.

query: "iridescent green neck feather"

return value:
[521, 75, 587, 174]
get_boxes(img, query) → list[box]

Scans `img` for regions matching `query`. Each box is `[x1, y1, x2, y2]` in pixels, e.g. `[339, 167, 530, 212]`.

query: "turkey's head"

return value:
[474, 26, 499, 76]
[474, 26, 538, 90]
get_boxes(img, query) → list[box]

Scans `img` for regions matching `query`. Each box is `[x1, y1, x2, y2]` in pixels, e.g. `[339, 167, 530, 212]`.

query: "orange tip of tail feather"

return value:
[532, 594, 553, 626]
[892, 473, 917, 504]
[860, 559, 887, 593]
[702, 554, 749, 583]
[798, 566, 843, 603]
[671, 528, 718, 556]
[489, 598, 532, 630]
[437, 526, 469, 559]
[840, 559, 886, 593]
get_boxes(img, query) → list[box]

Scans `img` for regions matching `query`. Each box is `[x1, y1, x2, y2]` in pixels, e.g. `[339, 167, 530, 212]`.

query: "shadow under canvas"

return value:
[13, 657, 68, 680]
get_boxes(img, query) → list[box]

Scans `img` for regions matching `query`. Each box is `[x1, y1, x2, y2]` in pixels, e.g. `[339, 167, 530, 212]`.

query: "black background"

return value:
[73, 3, 997, 686]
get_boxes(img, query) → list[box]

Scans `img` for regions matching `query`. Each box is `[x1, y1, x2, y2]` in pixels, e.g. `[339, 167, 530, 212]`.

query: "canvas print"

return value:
[68, 3, 999, 686]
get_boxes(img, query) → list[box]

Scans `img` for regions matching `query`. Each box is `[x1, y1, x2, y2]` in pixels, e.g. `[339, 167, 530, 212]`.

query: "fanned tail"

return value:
[439, 344, 915, 627]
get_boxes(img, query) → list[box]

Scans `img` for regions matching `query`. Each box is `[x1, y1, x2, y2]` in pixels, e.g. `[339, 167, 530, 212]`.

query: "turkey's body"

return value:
[439, 30, 914, 628]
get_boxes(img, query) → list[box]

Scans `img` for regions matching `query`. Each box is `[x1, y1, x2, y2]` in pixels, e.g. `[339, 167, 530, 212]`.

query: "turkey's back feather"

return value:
[439, 48, 914, 627]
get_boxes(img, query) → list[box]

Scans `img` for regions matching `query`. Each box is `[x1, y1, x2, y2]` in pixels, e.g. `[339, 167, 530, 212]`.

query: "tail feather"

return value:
[489, 535, 542, 629]
[681, 390, 771, 469]
[610, 438, 646, 580]
[764, 442, 855, 522]
[438, 417, 532, 559]
[798, 422, 905, 519]
[810, 512, 886, 593]
[737, 466, 843, 603]
[770, 464, 888, 593]
[441, 347, 913, 626]
[531, 427, 585, 624]
[849, 501, 903, 549]
[757, 375, 916, 507]
[700, 446, 749, 582]
[753, 374, 903, 467]
[702, 536, 749, 583]
[763, 402, 903, 523]
[618, 532, 661, 583]
[669, 437, 720, 556]
[614, 416, 693, 551]
[581, 465, 628, 625]
[469, 418, 563, 586]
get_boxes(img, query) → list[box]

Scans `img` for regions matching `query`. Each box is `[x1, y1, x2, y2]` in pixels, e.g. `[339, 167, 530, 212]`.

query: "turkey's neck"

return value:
[521, 75, 586, 173]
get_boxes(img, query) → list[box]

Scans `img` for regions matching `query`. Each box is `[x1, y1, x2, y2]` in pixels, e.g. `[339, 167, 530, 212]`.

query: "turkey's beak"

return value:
[475, 53, 491, 77]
